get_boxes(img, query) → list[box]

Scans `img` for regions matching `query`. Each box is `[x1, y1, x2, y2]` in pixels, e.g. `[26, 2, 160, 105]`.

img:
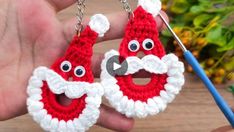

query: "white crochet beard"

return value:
[27, 67, 104, 132]
[101, 50, 185, 118]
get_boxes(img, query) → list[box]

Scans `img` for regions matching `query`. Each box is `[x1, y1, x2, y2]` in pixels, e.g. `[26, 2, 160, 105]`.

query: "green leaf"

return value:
[230, 25, 234, 32]
[193, 14, 213, 27]
[161, 29, 172, 37]
[183, 12, 199, 23]
[197, 0, 212, 5]
[172, 16, 187, 26]
[170, 0, 190, 14]
[223, 12, 234, 32]
[217, 38, 234, 52]
[207, 5, 234, 13]
[160, 36, 170, 47]
[227, 0, 234, 3]
[190, 5, 205, 14]
[206, 25, 226, 46]
[228, 85, 234, 94]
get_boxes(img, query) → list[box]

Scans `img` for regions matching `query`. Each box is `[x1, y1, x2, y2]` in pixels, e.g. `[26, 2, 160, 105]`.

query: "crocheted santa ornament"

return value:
[27, 14, 109, 132]
[101, 0, 185, 118]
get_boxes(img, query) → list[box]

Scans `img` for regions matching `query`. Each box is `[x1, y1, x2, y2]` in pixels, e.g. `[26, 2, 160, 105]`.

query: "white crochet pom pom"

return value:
[138, 0, 162, 17]
[89, 14, 110, 37]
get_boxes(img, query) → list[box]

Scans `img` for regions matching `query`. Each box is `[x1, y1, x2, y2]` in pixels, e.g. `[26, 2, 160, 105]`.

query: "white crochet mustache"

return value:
[34, 67, 100, 99]
[125, 54, 184, 75]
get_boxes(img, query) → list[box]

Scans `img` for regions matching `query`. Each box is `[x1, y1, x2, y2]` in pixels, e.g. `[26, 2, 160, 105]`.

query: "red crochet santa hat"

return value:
[65, 14, 110, 62]
[51, 14, 110, 81]
[119, 0, 165, 58]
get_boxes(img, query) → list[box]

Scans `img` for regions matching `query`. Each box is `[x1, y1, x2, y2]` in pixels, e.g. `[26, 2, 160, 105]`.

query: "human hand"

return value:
[212, 126, 233, 132]
[212, 107, 234, 132]
[0, 0, 168, 131]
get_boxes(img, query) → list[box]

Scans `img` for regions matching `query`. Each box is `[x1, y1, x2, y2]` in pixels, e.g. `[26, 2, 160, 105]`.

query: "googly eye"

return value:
[128, 40, 140, 52]
[74, 66, 86, 77]
[60, 61, 72, 72]
[143, 39, 154, 50]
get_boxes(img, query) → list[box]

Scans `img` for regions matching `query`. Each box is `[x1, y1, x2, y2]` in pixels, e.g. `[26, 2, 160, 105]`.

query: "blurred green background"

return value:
[161, 0, 234, 87]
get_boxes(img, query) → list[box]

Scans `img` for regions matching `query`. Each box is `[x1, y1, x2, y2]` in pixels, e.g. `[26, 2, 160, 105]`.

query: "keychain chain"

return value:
[75, 0, 86, 36]
[119, 0, 134, 19]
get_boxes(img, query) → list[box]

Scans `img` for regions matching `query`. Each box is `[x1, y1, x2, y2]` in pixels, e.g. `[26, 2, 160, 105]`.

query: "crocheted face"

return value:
[27, 14, 109, 132]
[38, 31, 97, 122]
[117, 7, 168, 103]
[101, 0, 185, 118]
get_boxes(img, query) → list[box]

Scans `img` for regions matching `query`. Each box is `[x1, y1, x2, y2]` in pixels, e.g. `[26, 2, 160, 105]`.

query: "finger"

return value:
[97, 104, 134, 132]
[0, 88, 27, 121]
[63, 11, 169, 43]
[157, 10, 169, 31]
[91, 53, 103, 78]
[91, 53, 151, 78]
[46, 0, 76, 12]
[211, 125, 233, 132]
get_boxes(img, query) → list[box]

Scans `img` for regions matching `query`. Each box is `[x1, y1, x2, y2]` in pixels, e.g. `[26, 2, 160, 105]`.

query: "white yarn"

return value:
[125, 54, 168, 75]
[27, 67, 104, 132]
[50, 118, 59, 131]
[66, 120, 76, 132]
[89, 14, 110, 37]
[33, 67, 104, 99]
[124, 56, 142, 74]
[33, 109, 48, 124]
[40, 114, 52, 131]
[142, 55, 167, 74]
[138, 0, 162, 17]
[58, 120, 67, 132]
[101, 50, 185, 118]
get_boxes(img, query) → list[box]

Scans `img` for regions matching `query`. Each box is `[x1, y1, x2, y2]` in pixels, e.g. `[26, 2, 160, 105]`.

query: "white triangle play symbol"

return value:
[113, 62, 121, 71]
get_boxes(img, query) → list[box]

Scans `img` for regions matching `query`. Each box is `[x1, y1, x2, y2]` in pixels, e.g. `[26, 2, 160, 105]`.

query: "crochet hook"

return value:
[159, 13, 234, 127]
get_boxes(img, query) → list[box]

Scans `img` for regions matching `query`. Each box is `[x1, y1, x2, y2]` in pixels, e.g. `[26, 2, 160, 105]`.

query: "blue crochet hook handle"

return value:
[159, 13, 234, 127]
[184, 51, 234, 127]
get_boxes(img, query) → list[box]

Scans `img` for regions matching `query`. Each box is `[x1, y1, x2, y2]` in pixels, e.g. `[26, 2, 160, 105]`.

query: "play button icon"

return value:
[106, 55, 128, 77]
[113, 63, 122, 71]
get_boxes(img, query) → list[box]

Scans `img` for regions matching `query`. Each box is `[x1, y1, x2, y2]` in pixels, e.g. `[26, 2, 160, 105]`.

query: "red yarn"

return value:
[116, 6, 168, 102]
[40, 26, 98, 121]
